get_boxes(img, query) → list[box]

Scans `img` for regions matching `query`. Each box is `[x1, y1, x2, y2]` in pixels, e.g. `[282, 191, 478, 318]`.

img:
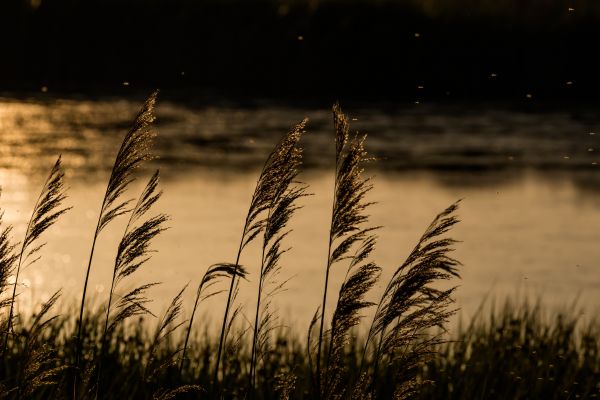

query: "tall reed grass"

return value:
[0, 92, 595, 399]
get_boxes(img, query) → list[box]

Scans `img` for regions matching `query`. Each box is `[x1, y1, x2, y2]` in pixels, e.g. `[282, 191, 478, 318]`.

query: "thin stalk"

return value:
[249, 261, 264, 391]
[96, 211, 136, 398]
[316, 168, 339, 398]
[323, 251, 357, 398]
[213, 222, 248, 388]
[249, 206, 271, 392]
[74, 214, 103, 399]
[94, 269, 116, 398]
[180, 287, 202, 374]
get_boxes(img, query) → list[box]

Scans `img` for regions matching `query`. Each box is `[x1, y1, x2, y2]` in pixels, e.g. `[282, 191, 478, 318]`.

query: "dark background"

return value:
[1, 0, 598, 104]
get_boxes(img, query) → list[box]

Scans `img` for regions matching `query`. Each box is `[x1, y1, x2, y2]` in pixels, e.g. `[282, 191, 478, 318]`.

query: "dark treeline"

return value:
[2, 0, 600, 103]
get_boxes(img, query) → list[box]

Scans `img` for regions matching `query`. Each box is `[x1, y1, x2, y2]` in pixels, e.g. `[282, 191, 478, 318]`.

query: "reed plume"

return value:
[2, 156, 70, 359]
[180, 263, 248, 374]
[314, 104, 379, 398]
[214, 119, 307, 387]
[359, 201, 461, 399]
[96, 170, 168, 391]
[74, 90, 158, 394]
[248, 143, 307, 391]
[105, 171, 166, 331]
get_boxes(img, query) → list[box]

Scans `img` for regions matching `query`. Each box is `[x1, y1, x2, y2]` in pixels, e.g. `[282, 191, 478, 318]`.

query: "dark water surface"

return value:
[3, 95, 600, 173]
[1, 95, 599, 330]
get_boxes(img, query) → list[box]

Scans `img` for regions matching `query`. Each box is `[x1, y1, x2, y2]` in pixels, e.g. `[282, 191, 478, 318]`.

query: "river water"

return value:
[1, 94, 599, 332]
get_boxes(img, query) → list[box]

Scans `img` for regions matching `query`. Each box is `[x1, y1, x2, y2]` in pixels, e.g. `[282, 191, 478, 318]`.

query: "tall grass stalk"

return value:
[213, 119, 307, 390]
[248, 174, 307, 391]
[315, 104, 378, 398]
[73, 91, 158, 398]
[96, 170, 168, 394]
[2, 156, 70, 360]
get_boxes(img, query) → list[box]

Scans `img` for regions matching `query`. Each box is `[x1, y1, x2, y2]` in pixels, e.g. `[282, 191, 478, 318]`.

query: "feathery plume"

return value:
[360, 201, 461, 398]
[214, 119, 307, 387]
[315, 104, 380, 398]
[107, 171, 168, 331]
[2, 156, 70, 358]
[96, 171, 168, 394]
[249, 148, 308, 390]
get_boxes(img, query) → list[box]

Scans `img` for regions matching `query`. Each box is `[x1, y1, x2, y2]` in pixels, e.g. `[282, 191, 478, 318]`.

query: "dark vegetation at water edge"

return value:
[422, 302, 600, 399]
[0, 92, 598, 399]
[2, 0, 600, 102]
[1, 302, 598, 399]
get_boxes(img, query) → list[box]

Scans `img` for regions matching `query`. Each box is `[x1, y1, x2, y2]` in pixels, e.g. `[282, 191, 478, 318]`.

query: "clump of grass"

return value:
[0, 156, 70, 398]
[13, 290, 66, 399]
[417, 300, 600, 400]
[1, 299, 598, 399]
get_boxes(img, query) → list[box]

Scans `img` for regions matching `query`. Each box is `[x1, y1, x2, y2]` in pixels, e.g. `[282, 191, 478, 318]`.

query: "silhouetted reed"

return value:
[74, 90, 158, 398]
[248, 141, 308, 393]
[359, 201, 461, 399]
[313, 103, 380, 400]
[2, 156, 70, 359]
[96, 170, 168, 394]
[214, 119, 307, 393]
